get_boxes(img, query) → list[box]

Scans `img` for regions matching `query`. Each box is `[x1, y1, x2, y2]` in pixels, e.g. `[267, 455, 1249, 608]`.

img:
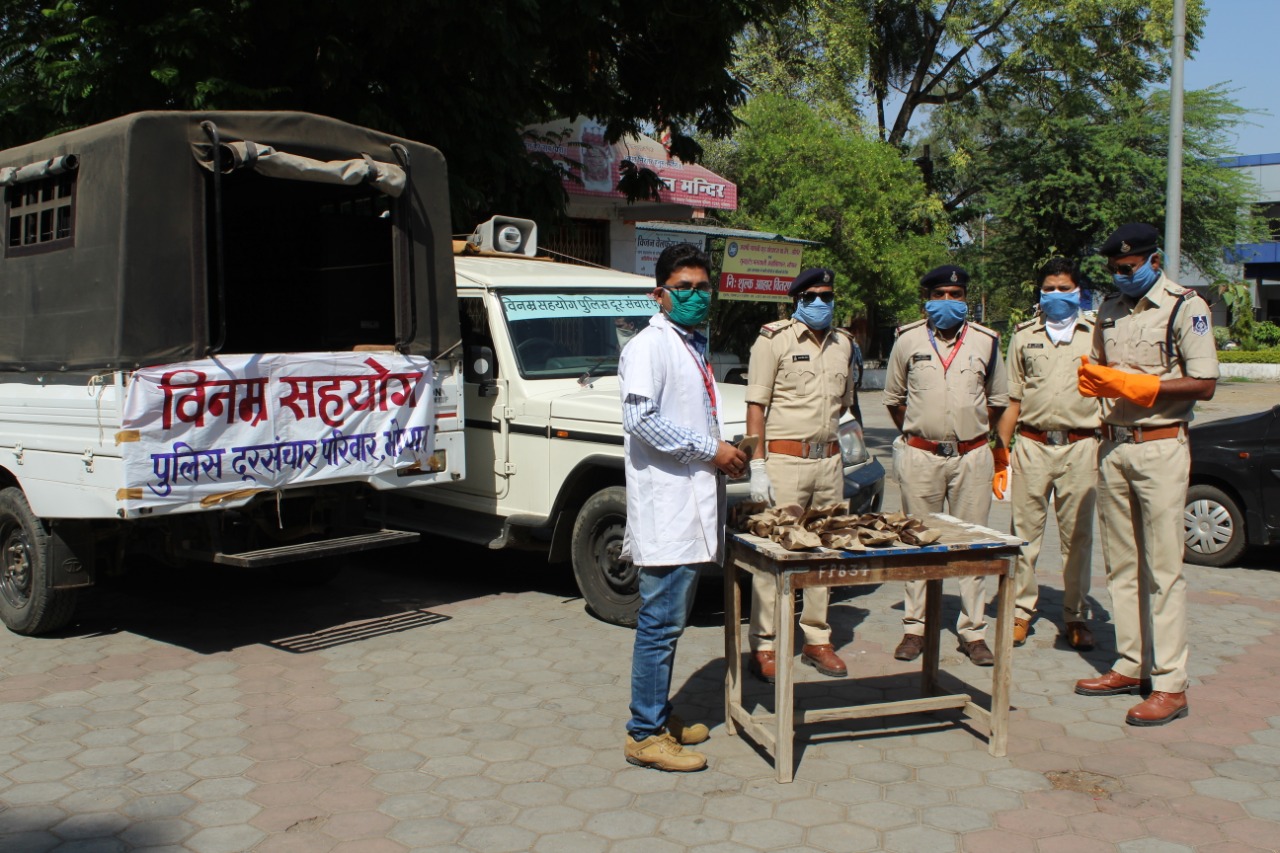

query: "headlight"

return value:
[838, 419, 870, 466]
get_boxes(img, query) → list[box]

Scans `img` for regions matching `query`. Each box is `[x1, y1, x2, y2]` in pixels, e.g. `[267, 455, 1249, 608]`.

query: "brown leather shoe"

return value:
[1013, 617, 1031, 647]
[958, 639, 994, 666]
[801, 644, 847, 678]
[1062, 622, 1094, 651]
[665, 713, 709, 745]
[1126, 691, 1189, 727]
[749, 650, 776, 683]
[894, 634, 925, 661]
[1074, 670, 1151, 696]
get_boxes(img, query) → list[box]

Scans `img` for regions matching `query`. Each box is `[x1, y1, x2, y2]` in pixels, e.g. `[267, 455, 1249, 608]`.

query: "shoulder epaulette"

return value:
[1100, 291, 1121, 302]
[967, 321, 1000, 339]
[896, 318, 928, 334]
[1012, 317, 1038, 333]
[758, 320, 790, 338]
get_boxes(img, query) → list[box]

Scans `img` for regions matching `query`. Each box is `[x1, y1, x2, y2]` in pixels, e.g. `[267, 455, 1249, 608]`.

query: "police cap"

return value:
[789, 267, 835, 297]
[920, 264, 969, 290]
[1099, 222, 1160, 258]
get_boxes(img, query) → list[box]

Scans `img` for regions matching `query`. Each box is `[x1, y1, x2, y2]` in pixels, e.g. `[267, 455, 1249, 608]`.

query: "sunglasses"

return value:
[797, 291, 835, 304]
[1109, 256, 1153, 276]
[663, 282, 713, 294]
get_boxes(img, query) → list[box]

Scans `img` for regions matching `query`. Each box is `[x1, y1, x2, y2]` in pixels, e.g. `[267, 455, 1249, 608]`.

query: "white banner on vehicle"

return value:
[121, 352, 435, 511]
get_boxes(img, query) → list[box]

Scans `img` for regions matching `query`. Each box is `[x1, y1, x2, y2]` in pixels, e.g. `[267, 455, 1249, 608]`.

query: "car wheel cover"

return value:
[0, 526, 34, 610]
[591, 514, 636, 596]
[1184, 498, 1234, 555]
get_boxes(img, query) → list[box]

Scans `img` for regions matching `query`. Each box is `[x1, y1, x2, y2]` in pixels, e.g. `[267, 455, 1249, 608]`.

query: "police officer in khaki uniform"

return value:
[994, 258, 1101, 651]
[1074, 223, 1218, 727]
[884, 265, 1008, 666]
[745, 267, 854, 683]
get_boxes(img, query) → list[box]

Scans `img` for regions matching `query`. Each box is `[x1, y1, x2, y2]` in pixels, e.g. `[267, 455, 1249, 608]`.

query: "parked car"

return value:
[1184, 406, 1280, 566]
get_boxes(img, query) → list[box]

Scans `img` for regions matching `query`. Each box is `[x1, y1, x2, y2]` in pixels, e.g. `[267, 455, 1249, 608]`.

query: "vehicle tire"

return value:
[1184, 484, 1247, 567]
[0, 487, 77, 635]
[571, 486, 639, 627]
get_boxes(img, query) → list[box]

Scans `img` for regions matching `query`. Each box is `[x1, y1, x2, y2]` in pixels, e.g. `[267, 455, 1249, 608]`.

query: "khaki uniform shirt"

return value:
[884, 319, 1009, 441]
[1007, 314, 1101, 431]
[1090, 275, 1220, 427]
[746, 318, 854, 443]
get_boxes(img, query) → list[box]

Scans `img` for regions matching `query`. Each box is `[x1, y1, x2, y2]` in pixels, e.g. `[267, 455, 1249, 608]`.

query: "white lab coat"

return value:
[619, 312, 727, 567]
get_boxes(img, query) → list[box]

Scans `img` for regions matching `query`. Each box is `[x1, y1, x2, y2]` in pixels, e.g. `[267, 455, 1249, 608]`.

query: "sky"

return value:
[1183, 0, 1278, 156]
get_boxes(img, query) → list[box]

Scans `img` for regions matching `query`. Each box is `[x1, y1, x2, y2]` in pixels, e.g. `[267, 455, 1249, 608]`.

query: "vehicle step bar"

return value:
[206, 529, 420, 568]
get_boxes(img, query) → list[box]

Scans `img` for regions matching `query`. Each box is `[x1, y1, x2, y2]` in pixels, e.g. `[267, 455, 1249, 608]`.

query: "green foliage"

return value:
[703, 94, 946, 356]
[1213, 325, 1231, 350]
[1254, 321, 1280, 348]
[1219, 350, 1280, 364]
[1216, 281, 1257, 350]
[0, 0, 794, 228]
[946, 85, 1266, 312]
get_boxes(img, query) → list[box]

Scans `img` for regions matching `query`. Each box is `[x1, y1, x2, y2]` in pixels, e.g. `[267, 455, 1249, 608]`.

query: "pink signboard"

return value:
[524, 118, 737, 211]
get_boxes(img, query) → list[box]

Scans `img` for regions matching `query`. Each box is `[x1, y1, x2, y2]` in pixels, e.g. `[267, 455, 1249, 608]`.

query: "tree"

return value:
[943, 85, 1267, 310]
[704, 94, 946, 356]
[0, 0, 794, 227]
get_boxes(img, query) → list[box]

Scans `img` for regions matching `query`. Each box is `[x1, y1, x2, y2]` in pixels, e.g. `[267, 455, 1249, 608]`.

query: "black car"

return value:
[1184, 405, 1280, 566]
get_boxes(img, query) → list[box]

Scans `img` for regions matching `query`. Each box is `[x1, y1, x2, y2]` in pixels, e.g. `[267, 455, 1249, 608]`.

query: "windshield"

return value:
[500, 291, 656, 378]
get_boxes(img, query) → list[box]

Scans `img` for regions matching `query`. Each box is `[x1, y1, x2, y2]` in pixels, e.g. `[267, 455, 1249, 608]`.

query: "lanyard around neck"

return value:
[927, 323, 968, 373]
[677, 335, 718, 419]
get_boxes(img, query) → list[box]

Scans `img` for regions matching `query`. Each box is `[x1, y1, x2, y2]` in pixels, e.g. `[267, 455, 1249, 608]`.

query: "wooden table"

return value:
[724, 514, 1022, 783]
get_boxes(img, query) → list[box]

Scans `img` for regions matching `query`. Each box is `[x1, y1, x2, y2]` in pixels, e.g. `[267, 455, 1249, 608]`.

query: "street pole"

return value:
[1164, 0, 1186, 280]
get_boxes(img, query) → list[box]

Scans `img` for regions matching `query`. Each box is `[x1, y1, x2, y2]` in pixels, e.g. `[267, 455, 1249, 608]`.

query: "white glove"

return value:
[749, 458, 776, 505]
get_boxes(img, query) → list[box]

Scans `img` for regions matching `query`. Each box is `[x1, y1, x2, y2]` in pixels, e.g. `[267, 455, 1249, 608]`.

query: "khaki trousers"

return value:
[893, 438, 992, 643]
[1096, 436, 1191, 693]
[750, 453, 843, 650]
[1011, 437, 1097, 623]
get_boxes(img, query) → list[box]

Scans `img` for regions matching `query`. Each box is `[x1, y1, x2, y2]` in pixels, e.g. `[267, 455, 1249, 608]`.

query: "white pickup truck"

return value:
[0, 112, 465, 635]
[378, 221, 885, 626]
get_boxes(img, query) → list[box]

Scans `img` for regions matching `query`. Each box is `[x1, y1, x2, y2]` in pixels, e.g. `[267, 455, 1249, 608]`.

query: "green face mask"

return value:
[664, 288, 711, 327]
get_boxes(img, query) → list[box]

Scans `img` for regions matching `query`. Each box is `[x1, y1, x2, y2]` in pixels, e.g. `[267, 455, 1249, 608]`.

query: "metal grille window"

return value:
[5, 171, 77, 257]
[542, 218, 610, 267]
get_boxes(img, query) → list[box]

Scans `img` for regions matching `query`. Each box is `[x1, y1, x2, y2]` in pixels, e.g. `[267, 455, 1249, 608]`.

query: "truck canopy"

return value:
[0, 111, 459, 371]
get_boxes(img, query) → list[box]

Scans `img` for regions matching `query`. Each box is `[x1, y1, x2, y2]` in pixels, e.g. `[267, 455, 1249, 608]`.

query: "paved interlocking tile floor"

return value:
[0, 529, 1277, 852]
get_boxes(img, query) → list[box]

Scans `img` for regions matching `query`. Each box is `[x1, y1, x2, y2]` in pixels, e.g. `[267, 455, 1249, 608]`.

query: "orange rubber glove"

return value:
[1078, 356, 1160, 407]
[991, 447, 1010, 500]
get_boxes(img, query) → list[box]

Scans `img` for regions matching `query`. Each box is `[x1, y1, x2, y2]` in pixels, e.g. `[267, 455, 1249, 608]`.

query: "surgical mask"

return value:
[663, 287, 711, 327]
[925, 299, 968, 330]
[792, 298, 833, 330]
[1113, 255, 1160, 298]
[1039, 290, 1080, 323]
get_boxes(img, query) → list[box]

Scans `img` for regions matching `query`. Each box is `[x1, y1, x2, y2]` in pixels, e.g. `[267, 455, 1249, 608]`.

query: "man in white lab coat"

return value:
[621, 243, 747, 772]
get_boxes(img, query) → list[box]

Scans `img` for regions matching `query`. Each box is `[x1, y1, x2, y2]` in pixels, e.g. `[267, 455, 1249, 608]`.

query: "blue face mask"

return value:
[925, 299, 968, 330]
[663, 287, 711, 327]
[1039, 290, 1080, 323]
[792, 298, 834, 330]
[1113, 255, 1160, 298]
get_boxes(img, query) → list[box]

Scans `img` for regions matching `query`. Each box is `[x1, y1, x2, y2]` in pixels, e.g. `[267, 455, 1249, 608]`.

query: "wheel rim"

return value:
[0, 526, 34, 610]
[1184, 498, 1234, 555]
[591, 513, 636, 598]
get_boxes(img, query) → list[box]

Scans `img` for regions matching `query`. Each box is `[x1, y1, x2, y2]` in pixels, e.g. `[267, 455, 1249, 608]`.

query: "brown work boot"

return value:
[1062, 622, 1094, 651]
[749, 650, 776, 684]
[1074, 670, 1150, 697]
[1126, 691, 1188, 727]
[893, 634, 925, 662]
[958, 639, 994, 666]
[625, 732, 707, 772]
[801, 644, 847, 678]
[665, 713, 709, 746]
[1013, 617, 1031, 647]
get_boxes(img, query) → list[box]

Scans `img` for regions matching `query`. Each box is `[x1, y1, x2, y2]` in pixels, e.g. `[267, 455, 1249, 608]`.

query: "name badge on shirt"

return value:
[792, 354, 810, 362]
[1101, 319, 1116, 329]
[1026, 342, 1045, 349]
[912, 354, 932, 362]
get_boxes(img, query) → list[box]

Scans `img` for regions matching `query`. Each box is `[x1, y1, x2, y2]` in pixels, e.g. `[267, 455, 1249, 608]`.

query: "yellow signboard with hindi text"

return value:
[717, 239, 804, 302]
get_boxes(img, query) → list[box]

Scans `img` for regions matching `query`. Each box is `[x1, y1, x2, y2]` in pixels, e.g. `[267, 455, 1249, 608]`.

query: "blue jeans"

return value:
[627, 563, 706, 740]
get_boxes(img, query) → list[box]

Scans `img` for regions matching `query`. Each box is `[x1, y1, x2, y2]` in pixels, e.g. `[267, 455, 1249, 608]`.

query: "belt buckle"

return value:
[936, 441, 957, 458]
[806, 442, 823, 459]
[1045, 430, 1068, 446]
[1111, 426, 1134, 444]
